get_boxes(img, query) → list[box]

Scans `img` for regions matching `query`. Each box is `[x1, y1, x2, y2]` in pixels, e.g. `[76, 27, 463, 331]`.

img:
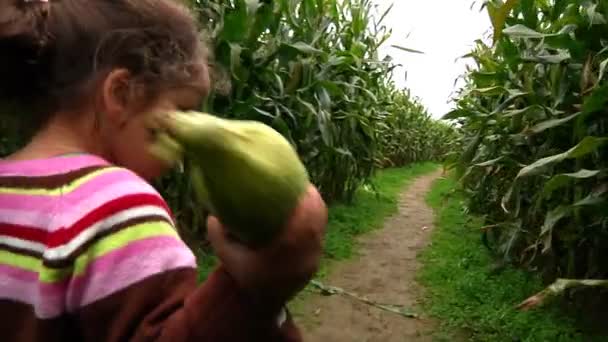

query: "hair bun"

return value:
[0, 1, 52, 111]
[0, 0, 51, 43]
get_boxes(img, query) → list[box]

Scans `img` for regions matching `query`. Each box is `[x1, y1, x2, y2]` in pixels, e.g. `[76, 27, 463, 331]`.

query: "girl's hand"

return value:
[207, 184, 327, 307]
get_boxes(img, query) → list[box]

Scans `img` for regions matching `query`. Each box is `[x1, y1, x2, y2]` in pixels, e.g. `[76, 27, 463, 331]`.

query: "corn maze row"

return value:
[1, 0, 606, 319]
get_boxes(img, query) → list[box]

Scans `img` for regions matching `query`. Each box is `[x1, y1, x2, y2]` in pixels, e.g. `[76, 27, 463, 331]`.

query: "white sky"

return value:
[373, 0, 492, 118]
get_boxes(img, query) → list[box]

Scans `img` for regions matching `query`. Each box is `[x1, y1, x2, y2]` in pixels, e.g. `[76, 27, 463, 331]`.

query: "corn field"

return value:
[446, 0, 608, 291]
[0, 0, 456, 247]
[154, 0, 458, 241]
[4, 0, 608, 333]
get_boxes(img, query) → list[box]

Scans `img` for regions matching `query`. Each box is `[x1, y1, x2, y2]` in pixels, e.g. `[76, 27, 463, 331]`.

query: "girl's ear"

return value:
[100, 68, 133, 128]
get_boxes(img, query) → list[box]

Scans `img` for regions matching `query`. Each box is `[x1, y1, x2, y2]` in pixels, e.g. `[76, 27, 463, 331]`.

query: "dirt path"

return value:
[296, 171, 443, 342]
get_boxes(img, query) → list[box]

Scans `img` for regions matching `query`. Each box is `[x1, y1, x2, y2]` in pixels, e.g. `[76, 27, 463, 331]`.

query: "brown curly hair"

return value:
[0, 0, 209, 130]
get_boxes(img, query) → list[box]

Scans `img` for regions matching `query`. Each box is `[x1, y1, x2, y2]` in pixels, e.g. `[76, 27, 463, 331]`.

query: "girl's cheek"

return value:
[111, 120, 166, 181]
[139, 137, 172, 180]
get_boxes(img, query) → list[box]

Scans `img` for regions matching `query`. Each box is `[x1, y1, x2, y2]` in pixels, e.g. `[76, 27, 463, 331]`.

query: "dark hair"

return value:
[0, 0, 208, 129]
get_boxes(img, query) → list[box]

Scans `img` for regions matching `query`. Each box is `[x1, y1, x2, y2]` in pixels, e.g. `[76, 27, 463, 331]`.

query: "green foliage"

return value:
[157, 0, 457, 244]
[0, 0, 455, 250]
[420, 176, 604, 341]
[447, 0, 608, 287]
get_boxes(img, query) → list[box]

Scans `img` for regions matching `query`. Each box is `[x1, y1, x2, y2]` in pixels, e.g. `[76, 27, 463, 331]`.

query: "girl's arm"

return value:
[55, 167, 303, 341]
[74, 263, 301, 341]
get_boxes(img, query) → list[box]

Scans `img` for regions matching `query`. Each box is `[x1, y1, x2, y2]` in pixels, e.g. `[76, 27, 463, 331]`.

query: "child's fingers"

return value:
[276, 184, 328, 249]
[206, 215, 249, 266]
[206, 215, 226, 252]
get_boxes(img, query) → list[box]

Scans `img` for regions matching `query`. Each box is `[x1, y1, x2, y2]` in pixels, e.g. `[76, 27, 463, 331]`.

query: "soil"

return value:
[296, 171, 444, 342]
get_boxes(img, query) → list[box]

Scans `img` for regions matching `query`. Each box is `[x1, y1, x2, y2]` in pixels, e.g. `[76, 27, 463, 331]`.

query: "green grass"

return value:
[196, 252, 218, 282]
[419, 175, 605, 342]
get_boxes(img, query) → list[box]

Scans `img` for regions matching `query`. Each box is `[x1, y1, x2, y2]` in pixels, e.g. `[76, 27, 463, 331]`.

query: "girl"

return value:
[0, 1, 327, 341]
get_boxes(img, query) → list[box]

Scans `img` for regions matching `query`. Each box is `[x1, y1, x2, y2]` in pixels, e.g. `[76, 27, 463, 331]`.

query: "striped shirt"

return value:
[0, 154, 301, 341]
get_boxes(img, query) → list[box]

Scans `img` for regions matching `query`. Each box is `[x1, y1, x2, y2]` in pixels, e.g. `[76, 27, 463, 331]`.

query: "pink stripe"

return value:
[0, 154, 109, 177]
[0, 263, 39, 283]
[0, 179, 162, 230]
[0, 266, 67, 319]
[0, 168, 162, 228]
[0, 273, 37, 306]
[0, 264, 69, 299]
[66, 236, 196, 310]
[0, 167, 133, 210]
[0, 208, 55, 231]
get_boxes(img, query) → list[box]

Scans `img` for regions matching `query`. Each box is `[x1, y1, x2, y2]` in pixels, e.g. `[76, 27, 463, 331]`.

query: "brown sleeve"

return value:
[74, 265, 303, 342]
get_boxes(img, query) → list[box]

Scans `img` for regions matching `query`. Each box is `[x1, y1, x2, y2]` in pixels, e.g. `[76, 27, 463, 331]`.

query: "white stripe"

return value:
[0, 235, 46, 254]
[44, 205, 172, 261]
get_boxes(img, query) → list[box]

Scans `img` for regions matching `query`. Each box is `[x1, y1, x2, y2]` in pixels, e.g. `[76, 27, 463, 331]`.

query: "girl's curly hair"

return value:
[0, 0, 210, 131]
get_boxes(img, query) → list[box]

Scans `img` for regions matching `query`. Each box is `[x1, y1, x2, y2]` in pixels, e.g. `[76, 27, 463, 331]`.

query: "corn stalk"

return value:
[448, 0, 608, 305]
[0, 0, 458, 252]
[154, 0, 458, 247]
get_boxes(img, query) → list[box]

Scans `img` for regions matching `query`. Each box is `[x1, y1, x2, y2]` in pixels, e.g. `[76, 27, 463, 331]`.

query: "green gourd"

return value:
[149, 111, 310, 245]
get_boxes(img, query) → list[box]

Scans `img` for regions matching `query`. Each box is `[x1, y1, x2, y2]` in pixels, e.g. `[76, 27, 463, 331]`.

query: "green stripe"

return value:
[0, 250, 40, 272]
[72, 221, 179, 277]
[0, 251, 74, 283]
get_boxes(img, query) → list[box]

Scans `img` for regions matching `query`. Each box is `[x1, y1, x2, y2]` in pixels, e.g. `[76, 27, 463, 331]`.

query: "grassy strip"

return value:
[419, 175, 604, 341]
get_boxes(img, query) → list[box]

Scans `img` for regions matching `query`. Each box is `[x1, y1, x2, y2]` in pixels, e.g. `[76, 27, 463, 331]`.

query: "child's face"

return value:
[104, 85, 204, 181]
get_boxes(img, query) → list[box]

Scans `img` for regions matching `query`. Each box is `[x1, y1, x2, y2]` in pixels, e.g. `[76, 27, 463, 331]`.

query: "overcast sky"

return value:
[373, 0, 492, 118]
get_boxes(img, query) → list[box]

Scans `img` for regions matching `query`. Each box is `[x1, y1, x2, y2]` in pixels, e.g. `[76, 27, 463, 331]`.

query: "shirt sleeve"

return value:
[50, 167, 302, 341]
